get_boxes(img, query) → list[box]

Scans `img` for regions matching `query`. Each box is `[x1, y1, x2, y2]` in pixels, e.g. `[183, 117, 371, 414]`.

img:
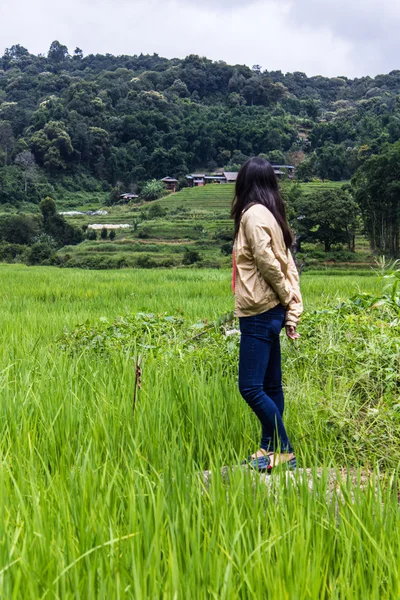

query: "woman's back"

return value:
[234, 202, 303, 328]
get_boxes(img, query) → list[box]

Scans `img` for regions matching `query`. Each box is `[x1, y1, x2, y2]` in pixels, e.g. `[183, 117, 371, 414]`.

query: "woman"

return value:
[231, 157, 303, 472]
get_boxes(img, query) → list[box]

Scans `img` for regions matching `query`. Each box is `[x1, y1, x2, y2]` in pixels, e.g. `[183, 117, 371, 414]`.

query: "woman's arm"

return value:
[285, 250, 303, 328]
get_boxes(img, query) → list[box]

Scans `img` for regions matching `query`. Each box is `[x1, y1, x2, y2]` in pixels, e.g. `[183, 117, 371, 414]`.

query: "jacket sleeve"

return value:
[285, 250, 303, 328]
[243, 210, 294, 307]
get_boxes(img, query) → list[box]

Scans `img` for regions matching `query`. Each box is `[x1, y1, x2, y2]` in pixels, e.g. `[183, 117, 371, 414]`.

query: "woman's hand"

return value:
[285, 325, 300, 340]
[291, 291, 301, 304]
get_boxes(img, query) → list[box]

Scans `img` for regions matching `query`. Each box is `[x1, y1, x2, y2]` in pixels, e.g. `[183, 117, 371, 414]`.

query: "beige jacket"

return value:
[234, 203, 303, 328]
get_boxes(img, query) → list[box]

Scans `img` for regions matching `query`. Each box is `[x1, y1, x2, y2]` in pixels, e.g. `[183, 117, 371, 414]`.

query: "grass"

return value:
[0, 265, 399, 597]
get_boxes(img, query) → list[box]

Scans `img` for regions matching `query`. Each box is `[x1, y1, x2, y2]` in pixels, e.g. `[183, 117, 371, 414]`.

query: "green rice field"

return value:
[0, 264, 399, 598]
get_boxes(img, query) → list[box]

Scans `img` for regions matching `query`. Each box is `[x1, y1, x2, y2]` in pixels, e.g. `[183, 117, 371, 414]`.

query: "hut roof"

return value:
[271, 165, 295, 169]
[223, 172, 238, 182]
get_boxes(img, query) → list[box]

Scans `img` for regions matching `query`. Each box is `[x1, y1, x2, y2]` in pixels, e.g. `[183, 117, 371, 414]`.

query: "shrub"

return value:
[40, 196, 84, 247]
[26, 242, 56, 265]
[87, 229, 97, 240]
[31, 233, 57, 248]
[0, 214, 42, 244]
[136, 255, 157, 268]
[138, 226, 152, 239]
[213, 228, 233, 243]
[109, 229, 116, 240]
[101, 227, 108, 240]
[140, 179, 166, 201]
[148, 204, 166, 219]
[220, 242, 233, 256]
[183, 248, 201, 265]
[39, 196, 57, 220]
[0, 242, 25, 262]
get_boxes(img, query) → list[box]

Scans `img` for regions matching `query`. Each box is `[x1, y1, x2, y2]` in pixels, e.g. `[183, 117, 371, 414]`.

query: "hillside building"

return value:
[119, 193, 139, 202]
[161, 177, 178, 192]
[185, 166, 294, 187]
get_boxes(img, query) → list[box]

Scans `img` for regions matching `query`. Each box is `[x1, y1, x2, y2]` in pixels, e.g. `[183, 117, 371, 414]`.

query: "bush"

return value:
[101, 227, 108, 240]
[220, 242, 233, 256]
[45, 214, 84, 246]
[40, 196, 84, 247]
[138, 226, 152, 239]
[148, 204, 166, 219]
[140, 179, 167, 200]
[87, 229, 97, 240]
[0, 242, 25, 262]
[26, 242, 56, 265]
[183, 248, 201, 265]
[213, 228, 233, 243]
[0, 214, 42, 244]
[109, 229, 116, 240]
[31, 233, 57, 248]
[140, 179, 166, 201]
[136, 255, 158, 268]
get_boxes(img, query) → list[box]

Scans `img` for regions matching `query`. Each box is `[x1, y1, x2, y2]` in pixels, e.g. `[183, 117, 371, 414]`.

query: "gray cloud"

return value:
[0, 0, 398, 77]
[171, 0, 400, 75]
[177, 0, 260, 6]
[286, 0, 400, 75]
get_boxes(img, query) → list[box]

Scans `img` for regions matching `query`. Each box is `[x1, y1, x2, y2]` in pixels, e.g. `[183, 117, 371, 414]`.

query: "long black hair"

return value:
[231, 156, 294, 248]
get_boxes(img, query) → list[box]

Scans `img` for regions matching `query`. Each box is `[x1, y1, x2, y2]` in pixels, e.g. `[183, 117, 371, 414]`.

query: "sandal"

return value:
[267, 456, 297, 472]
[245, 454, 272, 472]
[241, 450, 273, 468]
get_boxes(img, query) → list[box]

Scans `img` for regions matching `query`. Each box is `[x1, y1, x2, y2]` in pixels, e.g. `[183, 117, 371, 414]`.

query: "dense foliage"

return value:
[2, 42, 400, 206]
[0, 195, 83, 264]
[290, 186, 359, 252]
[352, 140, 400, 256]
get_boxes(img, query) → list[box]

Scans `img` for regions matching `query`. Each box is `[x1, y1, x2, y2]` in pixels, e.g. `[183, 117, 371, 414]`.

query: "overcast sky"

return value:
[0, 0, 398, 78]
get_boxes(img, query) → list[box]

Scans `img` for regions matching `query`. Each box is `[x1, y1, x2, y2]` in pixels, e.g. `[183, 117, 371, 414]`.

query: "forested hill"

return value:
[1, 41, 400, 206]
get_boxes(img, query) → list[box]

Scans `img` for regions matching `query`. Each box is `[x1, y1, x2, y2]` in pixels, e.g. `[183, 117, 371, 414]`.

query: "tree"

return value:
[101, 227, 108, 240]
[48, 41, 69, 63]
[73, 47, 84, 60]
[40, 196, 57, 221]
[266, 150, 286, 165]
[15, 151, 36, 193]
[0, 214, 41, 244]
[109, 229, 116, 240]
[183, 248, 201, 264]
[294, 188, 358, 252]
[352, 141, 400, 256]
[3, 44, 29, 61]
[88, 127, 110, 177]
[30, 121, 74, 172]
[168, 79, 190, 98]
[40, 196, 83, 247]
[296, 154, 317, 182]
[316, 143, 349, 181]
[0, 121, 15, 165]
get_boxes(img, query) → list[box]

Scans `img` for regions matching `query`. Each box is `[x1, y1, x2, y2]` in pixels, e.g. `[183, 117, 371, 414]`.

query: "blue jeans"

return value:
[238, 304, 293, 454]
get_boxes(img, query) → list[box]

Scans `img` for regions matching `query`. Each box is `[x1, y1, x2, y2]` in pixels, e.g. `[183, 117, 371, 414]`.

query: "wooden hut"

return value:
[161, 177, 178, 192]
